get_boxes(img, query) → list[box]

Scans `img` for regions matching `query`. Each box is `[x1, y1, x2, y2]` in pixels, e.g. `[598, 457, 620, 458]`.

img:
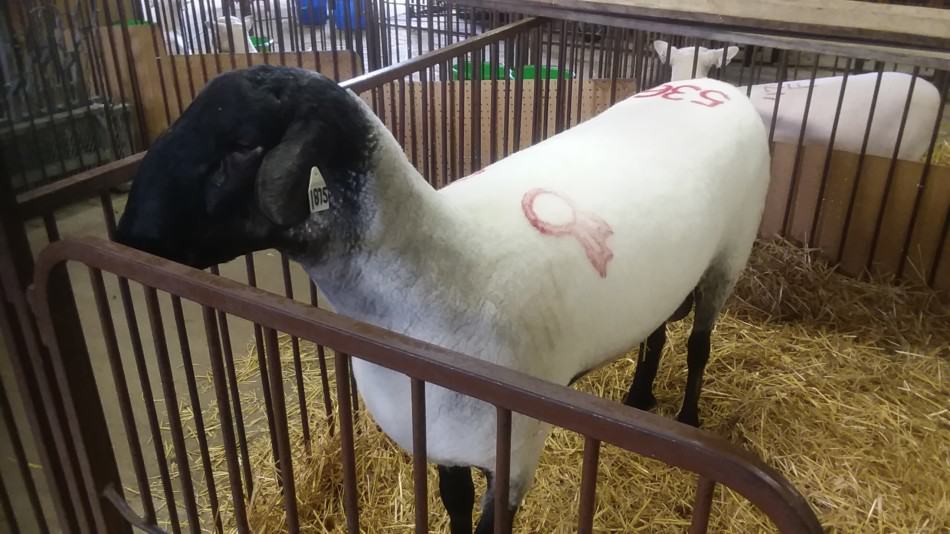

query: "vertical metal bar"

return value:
[335, 352, 361, 534]
[458, 50, 467, 177]
[273, 0, 287, 65]
[809, 58, 854, 247]
[688, 477, 717, 534]
[472, 46, 482, 171]
[502, 33, 513, 157]
[201, 306, 250, 534]
[0, 371, 47, 533]
[170, 296, 222, 534]
[767, 50, 789, 149]
[928, 213, 949, 287]
[898, 71, 949, 280]
[837, 65, 886, 264]
[566, 23, 579, 129]
[214, 306, 256, 494]
[554, 21, 568, 135]
[121, 287, 181, 534]
[152, 0, 188, 117]
[489, 28, 500, 163]
[577, 437, 600, 534]
[280, 254, 311, 449]
[530, 24, 543, 145]
[542, 22, 554, 138]
[87, 267, 156, 524]
[42, 214, 60, 244]
[143, 287, 200, 533]
[308, 283, 336, 433]
[512, 32, 526, 153]
[867, 67, 921, 271]
[0, 470, 18, 533]
[35, 254, 129, 532]
[243, 255, 282, 462]
[0, 89, 83, 527]
[782, 52, 821, 237]
[494, 407, 512, 534]
[327, 0, 341, 79]
[264, 328, 300, 533]
[411, 378, 428, 534]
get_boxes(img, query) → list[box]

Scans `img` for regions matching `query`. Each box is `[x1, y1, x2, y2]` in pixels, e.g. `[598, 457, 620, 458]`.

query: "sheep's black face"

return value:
[115, 65, 375, 268]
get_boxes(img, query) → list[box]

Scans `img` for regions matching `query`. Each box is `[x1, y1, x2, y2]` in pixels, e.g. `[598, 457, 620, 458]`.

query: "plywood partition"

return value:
[766, 142, 950, 289]
[366, 78, 638, 186]
[93, 24, 363, 144]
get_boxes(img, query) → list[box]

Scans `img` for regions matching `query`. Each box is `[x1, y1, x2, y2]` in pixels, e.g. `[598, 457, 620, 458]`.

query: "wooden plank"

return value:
[365, 79, 637, 186]
[902, 165, 950, 285]
[838, 155, 890, 276]
[786, 144, 828, 243]
[760, 143, 797, 238]
[463, 0, 950, 51]
[869, 159, 926, 277]
[138, 51, 363, 144]
[933, 226, 950, 291]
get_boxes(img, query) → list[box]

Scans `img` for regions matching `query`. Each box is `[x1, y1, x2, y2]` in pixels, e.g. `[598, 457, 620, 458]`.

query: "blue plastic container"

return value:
[299, 0, 328, 25]
[333, 0, 367, 30]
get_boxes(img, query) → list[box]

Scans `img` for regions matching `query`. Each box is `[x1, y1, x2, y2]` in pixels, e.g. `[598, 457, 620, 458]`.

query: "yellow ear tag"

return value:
[308, 166, 330, 214]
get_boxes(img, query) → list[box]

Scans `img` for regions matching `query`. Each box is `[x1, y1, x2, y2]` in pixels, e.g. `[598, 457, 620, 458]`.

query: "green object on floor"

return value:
[451, 61, 514, 81]
[518, 65, 574, 80]
[249, 36, 274, 52]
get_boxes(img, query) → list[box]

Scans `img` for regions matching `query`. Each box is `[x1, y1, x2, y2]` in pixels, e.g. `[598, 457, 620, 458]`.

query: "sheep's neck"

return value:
[304, 142, 484, 347]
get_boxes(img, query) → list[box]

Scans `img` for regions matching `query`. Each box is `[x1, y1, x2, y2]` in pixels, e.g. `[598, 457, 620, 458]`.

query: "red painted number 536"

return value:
[634, 84, 730, 108]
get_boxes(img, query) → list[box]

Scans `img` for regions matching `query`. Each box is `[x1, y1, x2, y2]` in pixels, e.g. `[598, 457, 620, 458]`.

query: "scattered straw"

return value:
[933, 137, 950, 167]
[160, 239, 946, 533]
[931, 120, 950, 167]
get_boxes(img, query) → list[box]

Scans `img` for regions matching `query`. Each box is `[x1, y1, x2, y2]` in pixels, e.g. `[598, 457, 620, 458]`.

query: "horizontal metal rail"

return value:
[31, 236, 824, 534]
[460, 0, 950, 52]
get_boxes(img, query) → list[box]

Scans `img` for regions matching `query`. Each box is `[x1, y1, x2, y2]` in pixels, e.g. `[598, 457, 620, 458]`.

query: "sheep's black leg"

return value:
[678, 278, 721, 428]
[677, 327, 711, 427]
[475, 474, 518, 534]
[438, 465, 474, 534]
[625, 324, 667, 411]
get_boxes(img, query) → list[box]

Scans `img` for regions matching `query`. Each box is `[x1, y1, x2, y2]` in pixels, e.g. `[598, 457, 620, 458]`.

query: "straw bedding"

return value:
[185, 239, 948, 533]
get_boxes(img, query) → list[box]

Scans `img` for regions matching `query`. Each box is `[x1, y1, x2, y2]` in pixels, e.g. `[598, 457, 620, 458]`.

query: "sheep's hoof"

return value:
[625, 392, 657, 412]
[676, 410, 701, 428]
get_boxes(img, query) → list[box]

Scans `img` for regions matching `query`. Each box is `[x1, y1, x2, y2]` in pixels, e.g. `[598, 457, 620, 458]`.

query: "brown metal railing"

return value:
[30, 236, 824, 534]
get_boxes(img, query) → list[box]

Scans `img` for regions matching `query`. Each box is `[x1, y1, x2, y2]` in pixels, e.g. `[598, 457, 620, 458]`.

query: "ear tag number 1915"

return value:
[308, 166, 330, 214]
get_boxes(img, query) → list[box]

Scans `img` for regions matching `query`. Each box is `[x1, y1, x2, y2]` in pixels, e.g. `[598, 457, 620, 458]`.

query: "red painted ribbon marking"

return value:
[522, 188, 614, 278]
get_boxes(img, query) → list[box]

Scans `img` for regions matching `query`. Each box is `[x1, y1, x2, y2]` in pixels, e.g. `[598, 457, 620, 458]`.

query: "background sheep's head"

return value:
[653, 40, 739, 82]
[115, 65, 375, 268]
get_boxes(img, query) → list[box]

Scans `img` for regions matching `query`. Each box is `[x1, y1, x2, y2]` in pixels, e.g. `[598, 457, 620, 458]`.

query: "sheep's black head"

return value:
[114, 65, 375, 268]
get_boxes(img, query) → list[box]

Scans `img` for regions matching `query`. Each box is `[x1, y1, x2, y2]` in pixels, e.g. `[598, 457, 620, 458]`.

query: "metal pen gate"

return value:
[30, 235, 822, 533]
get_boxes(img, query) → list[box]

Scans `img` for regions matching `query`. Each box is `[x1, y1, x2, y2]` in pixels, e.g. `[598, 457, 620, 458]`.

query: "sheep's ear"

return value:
[710, 46, 740, 67]
[255, 120, 319, 227]
[653, 40, 673, 63]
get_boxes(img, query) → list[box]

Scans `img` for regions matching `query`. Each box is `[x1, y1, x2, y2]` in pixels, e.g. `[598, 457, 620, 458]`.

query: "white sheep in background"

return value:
[146, 0, 258, 54]
[114, 66, 771, 534]
[654, 40, 942, 161]
[205, 14, 259, 54]
[653, 40, 739, 84]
